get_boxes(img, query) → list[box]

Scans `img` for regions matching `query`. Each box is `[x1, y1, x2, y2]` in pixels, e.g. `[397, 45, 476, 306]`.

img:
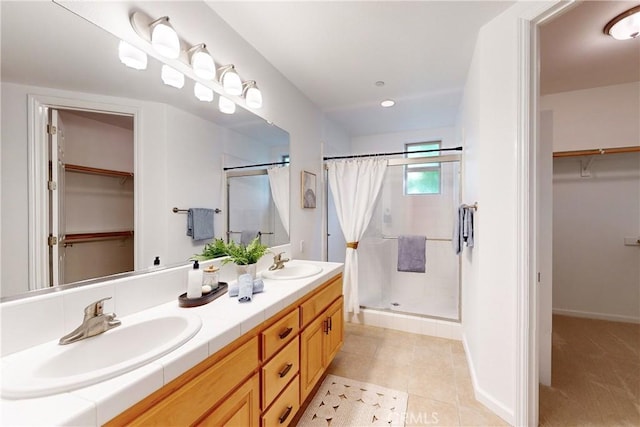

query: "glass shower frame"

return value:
[325, 152, 462, 322]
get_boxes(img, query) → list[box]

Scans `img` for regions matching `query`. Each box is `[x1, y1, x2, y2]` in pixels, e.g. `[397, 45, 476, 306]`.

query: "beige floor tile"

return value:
[364, 358, 411, 392]
[406, 394, 460, 427]
[458, 405, 510, 426]
[375, 343, 414, 365]
[326, 351, 373, 383]
[340, 333, 379, 357]
[408, 370, 458, 405]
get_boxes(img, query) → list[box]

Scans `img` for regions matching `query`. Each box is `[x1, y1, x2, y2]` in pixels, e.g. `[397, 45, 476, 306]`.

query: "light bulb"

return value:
[608, 10, 640, 40]
[191, 46, 216, 80]
[219, 96, 236, 114]
[118, 41, 147, 70]
[245, 85, 262, 109]
[220, 66, 242, 96]
[151, 17, 180, 59]
[161, 65, 184, 89]
[194, 82, 214, 102]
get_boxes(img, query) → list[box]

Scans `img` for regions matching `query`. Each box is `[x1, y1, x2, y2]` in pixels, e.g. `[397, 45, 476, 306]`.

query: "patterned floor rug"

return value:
[296, 374, 409, 427]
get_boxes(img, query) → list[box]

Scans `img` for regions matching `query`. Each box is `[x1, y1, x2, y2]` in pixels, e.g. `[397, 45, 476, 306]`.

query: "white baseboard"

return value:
[462, 333, 515, 426]
[552, 308, 640, 324]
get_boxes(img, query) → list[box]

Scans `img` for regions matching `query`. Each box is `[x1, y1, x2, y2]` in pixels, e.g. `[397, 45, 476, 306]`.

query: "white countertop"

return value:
[0, 260, 343, 426]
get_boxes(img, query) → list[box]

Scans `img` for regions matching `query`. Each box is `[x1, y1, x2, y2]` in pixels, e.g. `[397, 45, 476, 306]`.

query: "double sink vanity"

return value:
[0, 258, 344, 426]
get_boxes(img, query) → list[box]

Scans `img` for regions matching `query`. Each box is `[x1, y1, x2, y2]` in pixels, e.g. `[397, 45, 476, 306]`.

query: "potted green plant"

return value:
[191, 238, 228, 261]
[222, 237, 269, 280]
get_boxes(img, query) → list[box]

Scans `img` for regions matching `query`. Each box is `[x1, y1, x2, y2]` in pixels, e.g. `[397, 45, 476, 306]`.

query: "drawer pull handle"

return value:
[323, 320, 329, 335]
[279, 327, 293, 339]
[279, 406, 293, 424]
[328, 316, 332, 331]
[279, 363, 293, 378]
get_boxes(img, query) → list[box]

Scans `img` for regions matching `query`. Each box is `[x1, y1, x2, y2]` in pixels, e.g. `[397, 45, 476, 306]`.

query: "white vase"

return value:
[236, 263, 257, 281]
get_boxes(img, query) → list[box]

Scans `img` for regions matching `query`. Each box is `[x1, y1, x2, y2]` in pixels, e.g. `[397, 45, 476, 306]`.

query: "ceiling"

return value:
[210, 1, 640, 136]
[540, 1, 640, 95]
[208, 1, 514, 136]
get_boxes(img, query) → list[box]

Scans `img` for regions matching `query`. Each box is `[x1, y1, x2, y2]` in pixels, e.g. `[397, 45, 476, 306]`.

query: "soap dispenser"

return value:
[187, 260, 203, 299]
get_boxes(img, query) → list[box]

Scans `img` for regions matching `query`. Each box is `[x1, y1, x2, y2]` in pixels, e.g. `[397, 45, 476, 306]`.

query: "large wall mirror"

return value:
[0, 1, 290, 300]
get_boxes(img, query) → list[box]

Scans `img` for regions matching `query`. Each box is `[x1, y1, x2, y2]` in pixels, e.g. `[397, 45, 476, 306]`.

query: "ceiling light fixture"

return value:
[381, 99, 395, 108]
[218, 65, 242, 96]
[118, 41, 147, 70]
[131, 13, 181, 59]
[194, 82, 214, 102]
[188, 44, 215, 80]
[242, 80, 263, 109]
[604, 5, 640, 40]
[161, 65, 184, 88]
[218, 96, 236, 114]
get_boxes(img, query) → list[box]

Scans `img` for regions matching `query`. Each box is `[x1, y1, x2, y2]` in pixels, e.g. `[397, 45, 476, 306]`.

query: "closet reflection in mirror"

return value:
[0, 1, 290, 299]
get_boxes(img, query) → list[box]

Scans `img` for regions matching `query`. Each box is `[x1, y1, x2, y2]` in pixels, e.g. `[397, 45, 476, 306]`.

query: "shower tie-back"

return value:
[346, 241, 359, 249]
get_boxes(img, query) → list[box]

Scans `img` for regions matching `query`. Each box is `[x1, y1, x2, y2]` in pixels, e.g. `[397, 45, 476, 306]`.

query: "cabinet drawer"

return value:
[131, 337, 259, 426]
[300, 276, 342, 328]
[197, 374, 259, 427]
[262, 336, 299, 409]
[262, 374, 300, 427]
[262, 308, 299, 360]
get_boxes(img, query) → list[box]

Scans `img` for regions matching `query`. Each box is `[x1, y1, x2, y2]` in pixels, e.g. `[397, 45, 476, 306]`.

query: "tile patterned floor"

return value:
[327, 323, 508, 426]
[539, 315, 640, 427]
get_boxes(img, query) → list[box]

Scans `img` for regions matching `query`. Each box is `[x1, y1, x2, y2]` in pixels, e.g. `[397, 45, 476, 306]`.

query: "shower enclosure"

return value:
[327, 152, 461, 321]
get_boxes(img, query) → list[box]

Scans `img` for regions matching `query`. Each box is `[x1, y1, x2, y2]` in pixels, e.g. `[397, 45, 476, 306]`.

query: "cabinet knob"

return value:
[279, 327, 293, 340]
[278, 363, 293, 378]
[279, 406, 293, 424]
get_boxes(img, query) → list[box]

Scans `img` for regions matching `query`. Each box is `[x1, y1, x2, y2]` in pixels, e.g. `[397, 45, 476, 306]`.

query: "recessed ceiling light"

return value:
[380, 99, 395, 108]
[375, 81, 385, 87]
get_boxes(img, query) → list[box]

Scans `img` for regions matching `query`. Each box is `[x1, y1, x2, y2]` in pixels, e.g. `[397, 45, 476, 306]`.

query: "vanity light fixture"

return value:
[150, 16, 181, 58]
[118, 41, 147, 70]
[218, 95, 236, 114]
[604, 5, 640, 40]
[161, 64, 185, 89]
[194, 82, 214, 102]
[218, 65, 242, 96]
[381, 99, 395, 108]
[188, 44, 216, 80]
[242, 80, 263, 109]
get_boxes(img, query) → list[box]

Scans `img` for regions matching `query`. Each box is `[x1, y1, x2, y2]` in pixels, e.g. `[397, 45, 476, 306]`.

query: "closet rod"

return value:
[324, 146, 462, 161]
[382, 236, 452, 242]
[553, 146, 640, 158]
[227, 231, 274, 235]
[223, 161, 289, 171]
[172, 207, 222, 214]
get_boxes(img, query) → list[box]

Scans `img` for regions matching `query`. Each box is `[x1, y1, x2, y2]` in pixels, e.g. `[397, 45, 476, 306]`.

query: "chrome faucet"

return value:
[59, 297, 121, 345]
[268, 252, 290, 271]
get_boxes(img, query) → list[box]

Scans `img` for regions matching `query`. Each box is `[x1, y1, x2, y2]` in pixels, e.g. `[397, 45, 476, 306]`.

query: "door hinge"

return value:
[48, 180, 57, 191]
[47, 124, 57, 135]
[48, 235, 58, 246]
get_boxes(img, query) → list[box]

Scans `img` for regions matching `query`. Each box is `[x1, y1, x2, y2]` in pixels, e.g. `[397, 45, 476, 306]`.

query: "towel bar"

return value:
[173, 207, 222, 214]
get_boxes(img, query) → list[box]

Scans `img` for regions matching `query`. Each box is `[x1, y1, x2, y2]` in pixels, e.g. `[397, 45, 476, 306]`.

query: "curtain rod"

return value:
[323, 146, 463, 161]
[223, 161, 289, 171]
[552, 146, 640, 158]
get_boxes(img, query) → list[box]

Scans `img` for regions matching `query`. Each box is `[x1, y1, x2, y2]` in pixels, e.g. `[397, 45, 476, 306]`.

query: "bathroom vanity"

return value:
[0, 259, 343, 426]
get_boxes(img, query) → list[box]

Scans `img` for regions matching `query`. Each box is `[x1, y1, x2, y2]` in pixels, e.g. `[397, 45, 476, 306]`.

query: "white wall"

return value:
[457, 1, 557, 423]
[553, 153, 640, 322]
[540, 82, 640, 152]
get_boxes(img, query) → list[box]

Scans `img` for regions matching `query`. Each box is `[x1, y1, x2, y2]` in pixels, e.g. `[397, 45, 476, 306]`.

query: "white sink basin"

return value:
[1, 312, 202, 399]
[262, 262, 323, 280]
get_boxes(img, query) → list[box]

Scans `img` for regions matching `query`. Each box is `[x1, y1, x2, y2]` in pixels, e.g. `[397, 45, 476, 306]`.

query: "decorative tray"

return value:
[178, 282, 228, 308]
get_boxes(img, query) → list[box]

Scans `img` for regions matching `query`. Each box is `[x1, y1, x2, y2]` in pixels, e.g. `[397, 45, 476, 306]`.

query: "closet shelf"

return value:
[65, 164, 134, 179]
[553, 146, 640, 158]
[64, 230, 134, 244]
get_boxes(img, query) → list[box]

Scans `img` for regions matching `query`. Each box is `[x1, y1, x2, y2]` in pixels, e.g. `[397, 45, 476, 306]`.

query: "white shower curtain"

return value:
[327, 158, 387, 313]
[267, 165, 290, 236]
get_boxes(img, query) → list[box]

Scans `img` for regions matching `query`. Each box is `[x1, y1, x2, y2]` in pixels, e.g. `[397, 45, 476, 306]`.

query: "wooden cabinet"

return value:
[300, 295, 344, 402]
[197, 374, 259, 427]
[106, 274, 342, 427]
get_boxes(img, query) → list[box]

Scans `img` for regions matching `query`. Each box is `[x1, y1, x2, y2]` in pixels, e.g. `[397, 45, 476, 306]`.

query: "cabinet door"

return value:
[300, 314, 326, 402]
[198, 374, 259, 427]
[324, 296, 344, 366]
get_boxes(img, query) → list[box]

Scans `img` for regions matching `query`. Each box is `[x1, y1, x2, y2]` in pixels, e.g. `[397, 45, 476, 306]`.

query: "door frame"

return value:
[517, 1, 576, 425]
[27, 94, 140, 290]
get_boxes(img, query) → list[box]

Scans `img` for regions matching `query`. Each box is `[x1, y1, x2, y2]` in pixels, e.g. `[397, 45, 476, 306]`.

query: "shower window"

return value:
[404, 141, 441, 195]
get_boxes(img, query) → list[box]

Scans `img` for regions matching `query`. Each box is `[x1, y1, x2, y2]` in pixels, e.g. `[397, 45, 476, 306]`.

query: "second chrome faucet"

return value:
[59, 297, 121, 345]
[268, 252, 290, 271]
